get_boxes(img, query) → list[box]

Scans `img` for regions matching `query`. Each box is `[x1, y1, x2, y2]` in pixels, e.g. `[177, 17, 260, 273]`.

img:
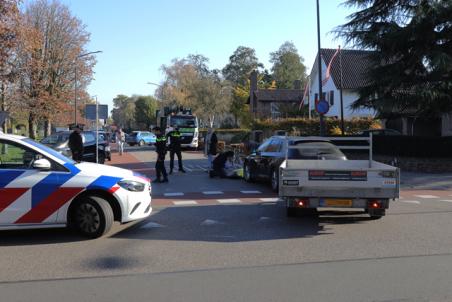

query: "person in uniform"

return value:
[152, 127, 168, 183]
[166, 125, 185, 174]
[68, 125, 83, 162]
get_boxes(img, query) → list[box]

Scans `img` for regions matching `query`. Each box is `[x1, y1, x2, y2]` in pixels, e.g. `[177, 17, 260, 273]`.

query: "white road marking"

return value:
[400, 200, 421, 204]
[241, 190, 262, 194]
[173, 200, 198, 205]
[182, 165, 193, 172]
[201, 219, 224, 226]
[414, 195, 439, 199]
[217, 198, 242, 204]
[164, 192, 184, 197]
[259, 217, 271, 221]
[203, 191, 223, 195]
[260, 198, 279, 202]
[141, 222, 165, 229]
[197, 165, 208, 171]
[440, 200, 452, 203]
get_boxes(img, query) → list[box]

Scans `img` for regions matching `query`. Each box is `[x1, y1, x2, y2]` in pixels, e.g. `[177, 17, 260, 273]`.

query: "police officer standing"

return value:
[166, 125, 185, 174]
[152, 126, 168, 183]
[68, 124, 83, 162]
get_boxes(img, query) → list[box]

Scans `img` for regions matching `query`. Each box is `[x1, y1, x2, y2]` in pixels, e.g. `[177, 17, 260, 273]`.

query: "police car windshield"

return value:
[24, 138, 76, 164]
[170, 116, 197, 128]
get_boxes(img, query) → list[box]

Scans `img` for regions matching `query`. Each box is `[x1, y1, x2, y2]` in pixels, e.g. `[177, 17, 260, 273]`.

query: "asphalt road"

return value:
[1, 148, 452, 302]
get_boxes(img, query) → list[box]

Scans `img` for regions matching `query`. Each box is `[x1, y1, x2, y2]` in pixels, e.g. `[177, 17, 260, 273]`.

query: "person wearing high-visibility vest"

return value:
[166, 125, 186, 174]
[152, 126, 168, 183]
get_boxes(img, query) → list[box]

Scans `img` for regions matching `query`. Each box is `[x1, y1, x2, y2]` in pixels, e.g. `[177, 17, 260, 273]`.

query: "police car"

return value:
[0, 131, 152, 238]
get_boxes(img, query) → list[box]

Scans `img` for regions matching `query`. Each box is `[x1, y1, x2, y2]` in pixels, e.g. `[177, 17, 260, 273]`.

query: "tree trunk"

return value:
[44, 119, 51, 137]
[28, 112, 37, 139]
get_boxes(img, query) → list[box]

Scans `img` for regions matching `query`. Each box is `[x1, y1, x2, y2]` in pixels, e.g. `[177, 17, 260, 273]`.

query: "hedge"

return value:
[373, 136, 452, 158]
[252, 117, 379, 136]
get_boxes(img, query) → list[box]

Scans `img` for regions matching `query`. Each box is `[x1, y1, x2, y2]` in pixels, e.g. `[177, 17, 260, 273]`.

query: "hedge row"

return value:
[252, 117, 379, 136]
[373, 136, 452, 158]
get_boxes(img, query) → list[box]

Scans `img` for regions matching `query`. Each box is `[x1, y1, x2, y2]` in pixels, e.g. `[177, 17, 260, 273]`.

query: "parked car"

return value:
[126, 131, 156, 146]
[359, 129, 401, 136]
[243, 136, 347, 191]
[40, 131, 110, 164]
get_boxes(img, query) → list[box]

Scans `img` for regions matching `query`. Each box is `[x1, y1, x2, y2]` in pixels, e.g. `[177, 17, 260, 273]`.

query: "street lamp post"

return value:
[316, 0, 325, 136]
[74, 50, 102, 125]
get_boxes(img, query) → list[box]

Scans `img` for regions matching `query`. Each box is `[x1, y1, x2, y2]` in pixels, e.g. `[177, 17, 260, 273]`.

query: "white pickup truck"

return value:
[279, 135, 400, 219]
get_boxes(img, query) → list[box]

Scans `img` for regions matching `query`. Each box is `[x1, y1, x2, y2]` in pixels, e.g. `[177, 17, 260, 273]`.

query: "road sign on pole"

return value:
[85, 104, 108, 120]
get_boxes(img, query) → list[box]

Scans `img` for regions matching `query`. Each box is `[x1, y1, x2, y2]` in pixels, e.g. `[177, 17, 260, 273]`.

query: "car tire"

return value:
[139, 140, 145, 147]
[368, 209, 385, 219]
[271, 169, 279, 193]
[71, 196, 114, 239]
[128, 143, 135, 147]
[244, 163, 254, 182]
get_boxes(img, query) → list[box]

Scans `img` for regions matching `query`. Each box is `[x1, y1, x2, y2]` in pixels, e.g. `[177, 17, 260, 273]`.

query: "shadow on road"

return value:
[0, 228, 87, 246]
[111, 204, 372, 243]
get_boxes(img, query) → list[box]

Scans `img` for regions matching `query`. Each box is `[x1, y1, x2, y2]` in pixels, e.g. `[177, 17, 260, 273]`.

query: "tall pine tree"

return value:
[337, 0, 452, 118]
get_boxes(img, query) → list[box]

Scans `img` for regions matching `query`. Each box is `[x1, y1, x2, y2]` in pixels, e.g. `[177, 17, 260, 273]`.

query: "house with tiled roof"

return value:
[248, 71, 304, 119]
[308, 48, 375, 118]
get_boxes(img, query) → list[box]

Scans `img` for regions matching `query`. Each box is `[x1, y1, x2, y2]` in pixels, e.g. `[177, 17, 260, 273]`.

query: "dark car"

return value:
[359, 129, 401, 136]
[41, 131, 110, 164]
[243, 136, 347, 192]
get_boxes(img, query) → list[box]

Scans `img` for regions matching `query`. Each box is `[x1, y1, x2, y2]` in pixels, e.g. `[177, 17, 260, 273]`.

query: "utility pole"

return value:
[316, 0, 325, 136]
[74, 50, 102, 125]
[339, 45, 345, 135]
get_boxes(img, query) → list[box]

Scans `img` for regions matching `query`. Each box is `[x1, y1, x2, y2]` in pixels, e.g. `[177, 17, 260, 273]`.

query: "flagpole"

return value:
[316, 0, 325, 136]
[339, 45, 345, 135]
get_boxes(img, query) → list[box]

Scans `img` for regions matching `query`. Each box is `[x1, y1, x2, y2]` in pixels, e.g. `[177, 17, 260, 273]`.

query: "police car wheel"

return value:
[73, 196, 113, 238]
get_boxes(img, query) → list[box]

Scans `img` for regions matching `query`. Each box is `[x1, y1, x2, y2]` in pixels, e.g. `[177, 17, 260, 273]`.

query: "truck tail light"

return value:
[368, 200, 382, 209]
[296, 198, 309, 208]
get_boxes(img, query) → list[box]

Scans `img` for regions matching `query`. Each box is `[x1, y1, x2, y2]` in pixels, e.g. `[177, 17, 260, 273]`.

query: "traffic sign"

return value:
[85, 104, 108, 120]
[315, 100, 329, 115]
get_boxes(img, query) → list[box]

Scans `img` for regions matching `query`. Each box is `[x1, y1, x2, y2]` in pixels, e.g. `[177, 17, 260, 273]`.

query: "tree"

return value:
[17, 0, 94, 138]
[337, 0, 452, 118]
[222, 46, 263, 86]
[112, 94, 135, 131]
[0, 0, 21, 132]
[159, 55, 233, 127]
[270, 41, 307, 89]
[134, 96, 158, 129]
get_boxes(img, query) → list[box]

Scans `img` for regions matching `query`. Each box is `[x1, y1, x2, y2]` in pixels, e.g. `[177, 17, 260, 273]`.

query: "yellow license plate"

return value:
[325, 199, 353, 207]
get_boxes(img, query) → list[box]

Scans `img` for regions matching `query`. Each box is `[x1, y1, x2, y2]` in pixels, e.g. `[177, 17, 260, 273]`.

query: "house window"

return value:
[271, 102, 281, 120]
[329, 91, 334, 106]
[322, 92, 327, 101]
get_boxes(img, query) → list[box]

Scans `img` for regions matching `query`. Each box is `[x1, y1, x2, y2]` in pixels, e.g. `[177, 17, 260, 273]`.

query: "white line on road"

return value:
[440, 200, 452, 203]
[173, 200, 198, 205]
[141, 222, 165, 229]
[241, 190, 262, 194]
[414, 195, 439, 199]
[203, 191, 223, 195]
[400, 200, 421, 204]
[164, 192, 185, 197]
[217, 199, 242, 204]
[201, 219, 224, 226]
[197, 165, 208, 171]
[182, 165, 193, 172]
[260, 198, 279, 202]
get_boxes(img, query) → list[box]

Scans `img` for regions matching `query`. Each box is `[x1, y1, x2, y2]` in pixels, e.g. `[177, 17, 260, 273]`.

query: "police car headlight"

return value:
[117, 180, 145, 192]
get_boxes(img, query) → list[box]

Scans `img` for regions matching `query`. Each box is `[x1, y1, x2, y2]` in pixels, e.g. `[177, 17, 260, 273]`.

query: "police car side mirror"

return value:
[33, 158, 51, 171]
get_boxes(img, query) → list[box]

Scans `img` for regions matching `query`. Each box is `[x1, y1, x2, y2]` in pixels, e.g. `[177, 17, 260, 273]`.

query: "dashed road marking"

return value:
[173, 200, 198, 206]
[203, 191, 223, 195]
[141, 222, 165, 229]
[260, 198, 279, 202]
[217, 198, 242, 204]
[241, 190, 262, 194]
[164, 192, 185, 197]
[201, 219, 224, 226]
[400, 200, 421, 204]
[414, 195, 439, 199]
[440, 200, 452, 203]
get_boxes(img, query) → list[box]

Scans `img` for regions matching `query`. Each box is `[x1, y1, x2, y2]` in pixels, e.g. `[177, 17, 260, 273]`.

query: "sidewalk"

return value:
[107, 150, 155, 178]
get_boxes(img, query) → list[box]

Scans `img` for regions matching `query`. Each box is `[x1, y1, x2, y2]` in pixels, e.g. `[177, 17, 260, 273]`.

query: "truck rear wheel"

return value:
[368, 209, 385, 219]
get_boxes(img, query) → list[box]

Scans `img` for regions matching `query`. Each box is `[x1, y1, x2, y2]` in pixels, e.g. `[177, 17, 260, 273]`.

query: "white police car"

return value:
[0, 132, 152, 238]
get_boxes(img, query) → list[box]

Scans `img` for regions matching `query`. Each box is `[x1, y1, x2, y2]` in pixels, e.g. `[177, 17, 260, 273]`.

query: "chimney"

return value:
[249, 70, 258, 114]
[293, 80, 302, 90]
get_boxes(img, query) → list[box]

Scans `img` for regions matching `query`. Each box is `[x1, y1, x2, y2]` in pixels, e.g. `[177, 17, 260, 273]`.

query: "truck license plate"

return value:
[325, 199, 353, 207]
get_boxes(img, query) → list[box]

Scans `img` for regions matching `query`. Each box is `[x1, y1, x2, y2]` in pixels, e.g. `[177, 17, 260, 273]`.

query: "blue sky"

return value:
[58, 0, 354, 109]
